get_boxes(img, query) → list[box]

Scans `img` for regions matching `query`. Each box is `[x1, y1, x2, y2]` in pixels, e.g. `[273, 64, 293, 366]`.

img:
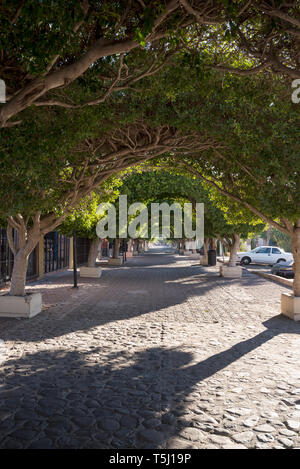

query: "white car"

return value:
[237, 246, 293, 265]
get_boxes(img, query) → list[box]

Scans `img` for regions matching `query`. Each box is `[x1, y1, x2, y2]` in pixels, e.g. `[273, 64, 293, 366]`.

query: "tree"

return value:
[161, 70, 300, 294]
[1, 1, 299, 127]
[58, 177, 121, 267]
[261, 227, 292, 253]
[205, 190, 265, 266]
[116, 169, 263, 263]
[1, 109, 208, 296]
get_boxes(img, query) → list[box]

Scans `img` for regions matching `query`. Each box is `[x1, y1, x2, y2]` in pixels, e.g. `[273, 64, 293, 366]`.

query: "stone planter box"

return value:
[0, 292, 42, 318]
[80, 266, 102, 278]
[281, 293, 300, 321]
[220, 265, 243, 278]
[108, 257, 123, 266]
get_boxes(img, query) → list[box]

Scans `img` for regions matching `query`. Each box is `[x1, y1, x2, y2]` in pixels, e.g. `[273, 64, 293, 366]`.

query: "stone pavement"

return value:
[0, 252, 299, 449]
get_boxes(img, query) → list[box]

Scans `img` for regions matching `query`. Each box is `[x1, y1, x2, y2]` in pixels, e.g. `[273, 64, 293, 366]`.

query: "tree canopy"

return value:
[1, 1, 299, 127]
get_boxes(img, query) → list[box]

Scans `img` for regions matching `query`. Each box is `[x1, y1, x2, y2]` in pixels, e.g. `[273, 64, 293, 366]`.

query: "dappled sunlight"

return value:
[0, 254, 293, 346]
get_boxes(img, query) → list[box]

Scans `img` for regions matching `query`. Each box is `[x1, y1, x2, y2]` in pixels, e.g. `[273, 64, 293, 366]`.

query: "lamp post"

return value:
[73, 229, 78, 288]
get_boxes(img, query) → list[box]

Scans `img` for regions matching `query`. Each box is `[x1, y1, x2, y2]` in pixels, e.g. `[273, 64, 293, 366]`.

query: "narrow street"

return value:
[0, 251, 299, 449]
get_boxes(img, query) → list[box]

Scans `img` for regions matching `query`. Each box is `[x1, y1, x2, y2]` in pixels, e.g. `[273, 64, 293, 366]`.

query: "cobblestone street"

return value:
[0, 251, 299, 449]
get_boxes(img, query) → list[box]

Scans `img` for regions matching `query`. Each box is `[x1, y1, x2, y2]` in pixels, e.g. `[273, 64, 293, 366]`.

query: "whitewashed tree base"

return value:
[80, 266, 102, 278]
[108, 257, 123, 266]
[200, 256, 208, 265]
[0, 293, 42, 318]
[220, 265, 243, 278]
[281, 293, 300, 321]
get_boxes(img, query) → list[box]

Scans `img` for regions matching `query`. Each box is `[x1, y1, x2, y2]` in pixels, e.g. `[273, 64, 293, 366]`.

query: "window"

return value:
[272, 248, 281, 254]
[256, 247, 271, 254]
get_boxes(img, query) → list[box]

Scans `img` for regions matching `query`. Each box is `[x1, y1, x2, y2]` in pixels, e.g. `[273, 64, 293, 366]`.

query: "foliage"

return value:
[262, 227, 293, 252]
[1, 1, 299, 127]
[58, 176, 122, 239]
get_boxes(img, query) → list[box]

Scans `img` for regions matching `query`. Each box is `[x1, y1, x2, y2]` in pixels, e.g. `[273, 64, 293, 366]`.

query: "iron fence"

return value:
[44, 232, 70, 273]
[76, 237, 91, 266]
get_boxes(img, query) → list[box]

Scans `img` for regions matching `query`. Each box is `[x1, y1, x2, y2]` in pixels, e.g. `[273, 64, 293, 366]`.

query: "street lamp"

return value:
[73, 229, 78, 288]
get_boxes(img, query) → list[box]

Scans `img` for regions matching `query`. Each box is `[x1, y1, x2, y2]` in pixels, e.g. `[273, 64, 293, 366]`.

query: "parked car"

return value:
[271, 260, 294, 278]
[237, 246, 293, 265]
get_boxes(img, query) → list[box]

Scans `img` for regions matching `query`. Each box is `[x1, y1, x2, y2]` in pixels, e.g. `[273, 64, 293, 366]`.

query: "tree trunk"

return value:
[266, 226, 271, 246]
[7, 218, 41, 297]
[138, 239, 144, 252]
[203, 238, 209, 264]
[9, 250, 30, 296]
[203, 238, 209, 255]
[113, 238, 120, 259]
[291, 220, 300, 297]
[228, 234, 240, 267]
[210, 237, 217, 250]
[87, 239, 101, 267]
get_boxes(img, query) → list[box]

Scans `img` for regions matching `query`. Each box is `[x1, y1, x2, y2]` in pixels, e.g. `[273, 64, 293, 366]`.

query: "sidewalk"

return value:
[0, 253, 299, 449]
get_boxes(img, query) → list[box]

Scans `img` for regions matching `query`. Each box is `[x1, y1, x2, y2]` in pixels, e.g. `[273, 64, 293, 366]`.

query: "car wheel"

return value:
[241, 256, 251, 265]
[276, 258, 286, 263]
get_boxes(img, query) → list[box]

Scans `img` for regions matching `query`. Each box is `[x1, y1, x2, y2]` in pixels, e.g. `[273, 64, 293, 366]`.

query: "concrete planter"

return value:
[200, 255, 208, 266]
[108, 257, 123, 266]
[0, 292, 42, 318]
[80, 266, 102, 278]
[281, 293, 300, 321]
[220, 265, 243, 278]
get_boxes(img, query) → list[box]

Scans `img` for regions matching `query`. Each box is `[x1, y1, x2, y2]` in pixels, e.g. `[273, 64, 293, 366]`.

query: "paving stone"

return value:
[285, 419, 300, 431]
[119, 415, 138, 429]
[222, 443, 247, 449]
[257, 433, 274, 443]
[29, 438, 53, 449]
[0, 253, 299, 449]
[98, 418, 120, 432]
[243, 416, 259, 428]
[232, 431, 254, 444]
[254, 424, 276, 433]
[9, 429, 38, 441]
[209, 435, 232, 445]
[278, 437, 294, 448]
[138, 429, 164, 444]
[279, 428, 296, 437]
[179, 427, 204, 442]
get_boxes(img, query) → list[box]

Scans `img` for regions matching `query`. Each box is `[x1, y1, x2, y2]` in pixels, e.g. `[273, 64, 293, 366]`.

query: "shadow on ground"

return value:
[0, 253, 281, 343]
[0, 316, 298, 449]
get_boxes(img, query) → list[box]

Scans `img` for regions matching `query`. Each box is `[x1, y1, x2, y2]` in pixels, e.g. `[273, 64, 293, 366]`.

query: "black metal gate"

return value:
[44, 232, 70, 273]
[0, 228, 14, 285]
[76, 237, 91, 266]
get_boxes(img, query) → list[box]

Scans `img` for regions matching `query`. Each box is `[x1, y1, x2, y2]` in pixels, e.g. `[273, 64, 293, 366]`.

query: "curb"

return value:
[218, 259, 293, 288]
[248, 269, 293, 288]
